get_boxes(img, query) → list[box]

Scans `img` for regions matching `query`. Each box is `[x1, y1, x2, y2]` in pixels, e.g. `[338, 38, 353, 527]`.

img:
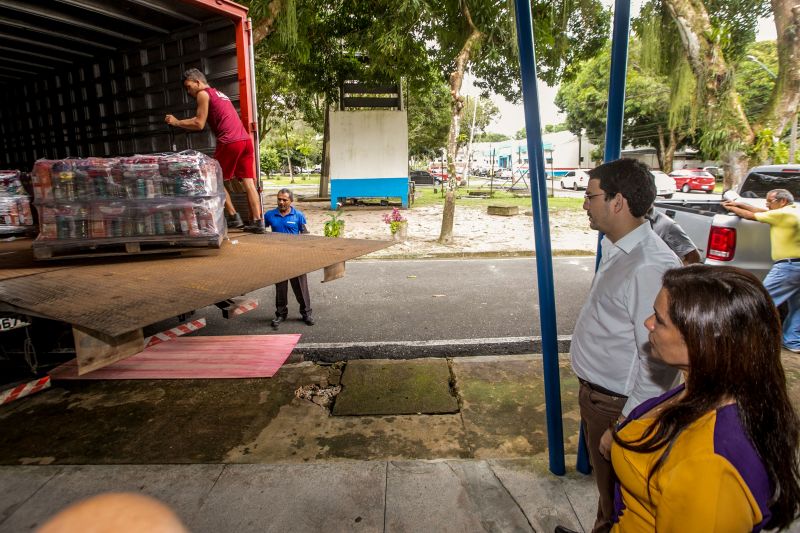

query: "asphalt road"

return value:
[148, 256, 597, 359]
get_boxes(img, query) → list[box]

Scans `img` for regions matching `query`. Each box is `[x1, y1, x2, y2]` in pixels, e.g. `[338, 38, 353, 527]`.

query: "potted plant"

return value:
[323, 211, 345, 237]
[383, 207, 408, 241]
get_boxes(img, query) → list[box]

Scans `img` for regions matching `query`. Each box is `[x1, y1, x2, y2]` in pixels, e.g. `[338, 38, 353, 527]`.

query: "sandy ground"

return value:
[283, 199, 598, 258]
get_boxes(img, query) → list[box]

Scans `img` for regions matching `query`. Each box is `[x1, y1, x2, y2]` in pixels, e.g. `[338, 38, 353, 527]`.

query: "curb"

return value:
[293, 335, 573, 362]
[359, 250, 595, 260]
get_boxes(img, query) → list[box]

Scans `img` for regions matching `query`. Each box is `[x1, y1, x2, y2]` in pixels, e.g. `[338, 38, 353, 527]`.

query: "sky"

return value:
[471, 8, 778, 137]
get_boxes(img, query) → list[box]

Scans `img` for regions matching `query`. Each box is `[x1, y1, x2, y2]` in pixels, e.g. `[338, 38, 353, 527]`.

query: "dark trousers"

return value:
[275, 275, 311, 318]
[578, 381, 627, 533]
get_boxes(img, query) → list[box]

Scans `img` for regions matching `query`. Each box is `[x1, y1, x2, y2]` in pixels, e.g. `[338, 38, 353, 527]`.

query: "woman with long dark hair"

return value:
[610, 265, 800, 531]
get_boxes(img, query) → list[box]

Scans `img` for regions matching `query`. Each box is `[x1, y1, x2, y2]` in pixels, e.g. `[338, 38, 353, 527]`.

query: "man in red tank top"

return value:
[165, 68, 264, 233]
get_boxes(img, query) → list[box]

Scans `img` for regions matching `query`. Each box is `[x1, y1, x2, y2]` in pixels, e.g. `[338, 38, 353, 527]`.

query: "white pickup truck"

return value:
[654, 164, 800, 280]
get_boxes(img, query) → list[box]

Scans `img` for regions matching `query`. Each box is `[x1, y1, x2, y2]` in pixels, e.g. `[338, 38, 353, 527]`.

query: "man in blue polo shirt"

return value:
[265, 188, 314, 328]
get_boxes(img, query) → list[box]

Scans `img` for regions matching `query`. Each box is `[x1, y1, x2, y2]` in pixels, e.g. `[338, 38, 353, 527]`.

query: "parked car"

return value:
[409, 170, 439, 185]
[651, 170, 676, 199]
[280, 165, 302, 175]
[654, 164, 800, 280]
[669, 168, 716, 193]
[703, 166, 724, 181]
[560, 169, 592, 190]
[427, 165, 448, 182]
[312, 164, 322, 173]
[496, 168, 513, 180]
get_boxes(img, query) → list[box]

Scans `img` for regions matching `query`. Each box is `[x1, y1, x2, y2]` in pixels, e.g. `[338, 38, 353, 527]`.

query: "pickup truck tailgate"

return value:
[654, 202, 716, 259]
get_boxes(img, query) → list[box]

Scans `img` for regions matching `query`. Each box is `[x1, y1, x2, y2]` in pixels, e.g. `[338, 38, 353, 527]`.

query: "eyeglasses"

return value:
[583, 192, 605, 201]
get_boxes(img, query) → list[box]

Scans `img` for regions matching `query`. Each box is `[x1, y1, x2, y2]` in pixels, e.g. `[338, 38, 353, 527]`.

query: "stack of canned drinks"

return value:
[0, 170, 34, 233]
[31, 151, 225, 244]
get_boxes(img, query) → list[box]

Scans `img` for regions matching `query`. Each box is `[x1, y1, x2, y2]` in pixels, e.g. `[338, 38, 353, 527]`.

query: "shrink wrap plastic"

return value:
[0, 170, 34, 233]
[31, 151, 225, 244]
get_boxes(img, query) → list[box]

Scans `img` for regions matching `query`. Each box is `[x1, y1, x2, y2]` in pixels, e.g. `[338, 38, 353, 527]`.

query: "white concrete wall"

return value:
[329, 110, 408, 179]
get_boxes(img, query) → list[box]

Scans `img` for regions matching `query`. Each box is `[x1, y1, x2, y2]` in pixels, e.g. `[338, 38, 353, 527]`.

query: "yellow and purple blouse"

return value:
[611, 385, 772, 532]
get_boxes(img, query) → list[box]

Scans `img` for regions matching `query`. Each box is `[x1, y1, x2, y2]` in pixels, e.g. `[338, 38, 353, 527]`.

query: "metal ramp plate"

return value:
[0, 233, 390, 338]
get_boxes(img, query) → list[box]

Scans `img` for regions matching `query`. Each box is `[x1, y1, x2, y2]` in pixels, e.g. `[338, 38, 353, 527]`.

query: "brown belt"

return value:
[579, 378, 628, 399]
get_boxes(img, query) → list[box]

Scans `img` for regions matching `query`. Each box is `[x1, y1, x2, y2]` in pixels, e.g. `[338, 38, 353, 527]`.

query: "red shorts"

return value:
[214, 138, 256, 181]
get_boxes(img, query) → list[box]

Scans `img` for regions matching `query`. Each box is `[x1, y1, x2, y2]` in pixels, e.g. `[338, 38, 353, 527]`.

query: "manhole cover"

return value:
[332, 359, 459, 416]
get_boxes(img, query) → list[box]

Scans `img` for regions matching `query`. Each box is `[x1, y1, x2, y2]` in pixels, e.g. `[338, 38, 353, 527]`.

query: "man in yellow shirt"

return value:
[724, 188, 800, 352]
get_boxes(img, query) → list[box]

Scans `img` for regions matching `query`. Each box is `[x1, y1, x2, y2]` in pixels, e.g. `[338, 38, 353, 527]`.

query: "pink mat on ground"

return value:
[49, 334, 301, 380]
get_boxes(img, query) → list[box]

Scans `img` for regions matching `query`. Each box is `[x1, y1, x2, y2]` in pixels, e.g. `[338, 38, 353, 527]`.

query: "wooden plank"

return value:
[72, 325, 144, 375]
[322, 262, 345, 283]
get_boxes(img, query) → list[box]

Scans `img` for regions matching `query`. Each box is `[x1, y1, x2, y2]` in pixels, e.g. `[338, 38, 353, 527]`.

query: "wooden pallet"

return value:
[32, 235, 222, 260]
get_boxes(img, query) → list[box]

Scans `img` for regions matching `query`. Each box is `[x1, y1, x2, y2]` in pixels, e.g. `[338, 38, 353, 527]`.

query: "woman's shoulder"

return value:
[709, 405, 772, 507]
[663, 404, 772, 523]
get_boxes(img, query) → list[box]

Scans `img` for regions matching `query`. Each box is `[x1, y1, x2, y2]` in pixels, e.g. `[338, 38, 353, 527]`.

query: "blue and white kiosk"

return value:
[329, 82, 409, 210]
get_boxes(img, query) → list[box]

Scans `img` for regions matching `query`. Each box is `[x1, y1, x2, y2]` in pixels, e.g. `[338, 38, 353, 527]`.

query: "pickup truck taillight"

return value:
[707, 226, 736, 261]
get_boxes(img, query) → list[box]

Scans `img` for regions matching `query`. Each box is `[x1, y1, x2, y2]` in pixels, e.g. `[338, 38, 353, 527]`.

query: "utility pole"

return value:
[464, 96, 479, 188]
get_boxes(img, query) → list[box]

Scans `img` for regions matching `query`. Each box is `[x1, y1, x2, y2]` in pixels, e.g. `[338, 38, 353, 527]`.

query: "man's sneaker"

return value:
[784, 344, 800, 354]
[243, 219, 266, 234]
[226, 212, 244, 229]
[271, 316, 286, 328]
[302, 315, 315, 326]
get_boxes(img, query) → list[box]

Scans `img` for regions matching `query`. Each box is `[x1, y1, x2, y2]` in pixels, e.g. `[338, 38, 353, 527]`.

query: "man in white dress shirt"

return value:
[570, 158, 681, 533]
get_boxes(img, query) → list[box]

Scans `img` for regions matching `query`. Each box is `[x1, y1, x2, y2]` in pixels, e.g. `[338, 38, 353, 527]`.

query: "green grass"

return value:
[261, 174, 320, 186]
[412, 187, 584, 212]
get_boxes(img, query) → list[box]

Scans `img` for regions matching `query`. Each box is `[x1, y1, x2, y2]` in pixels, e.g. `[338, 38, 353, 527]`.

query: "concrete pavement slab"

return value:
[191, 463, 386, 533]
[451, 355, 582, 458]
[0, 363, 332, 465]
[226, 399, 468, 462]
[487, 458, 594, 532]
[0, 466, 60, 527]
[0, 464, 223, 532]
[384, 460, 534, 532]
[333, 359, 458, 416]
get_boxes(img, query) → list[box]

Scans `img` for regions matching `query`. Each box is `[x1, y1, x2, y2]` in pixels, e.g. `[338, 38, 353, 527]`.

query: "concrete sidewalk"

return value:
[0, 459, 596, 532]
[2, 352, 800, 532]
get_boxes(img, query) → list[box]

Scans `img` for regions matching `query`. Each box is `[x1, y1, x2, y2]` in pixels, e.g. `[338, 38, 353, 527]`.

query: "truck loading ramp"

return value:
[0, 234, 390, 373]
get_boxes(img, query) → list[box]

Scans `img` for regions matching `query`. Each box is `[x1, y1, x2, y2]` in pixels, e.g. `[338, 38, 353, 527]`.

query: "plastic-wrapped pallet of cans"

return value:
[31, 151, 226, 255]
[0, 170, 34, 234]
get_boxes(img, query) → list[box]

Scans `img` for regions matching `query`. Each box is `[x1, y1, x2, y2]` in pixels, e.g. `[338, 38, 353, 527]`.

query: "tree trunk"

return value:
[656, 125, 666, 171]
[664, 0, 754, 188]
[251, 0, 284, 45]
[439, 2, 483, 245]
[319, 104, 331, 198]
[438, 190, 456, 244]
[722, 151, 750, 191]
[758, 0, 800, 136]
[664, 128, 680, 173]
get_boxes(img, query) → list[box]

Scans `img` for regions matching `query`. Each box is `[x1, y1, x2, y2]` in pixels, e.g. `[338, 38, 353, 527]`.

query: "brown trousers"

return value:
[578, 381, 627, 533]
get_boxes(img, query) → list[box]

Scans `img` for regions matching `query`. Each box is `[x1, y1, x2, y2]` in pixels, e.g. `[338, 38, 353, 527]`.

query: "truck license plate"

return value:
[0, 317, 30, 332]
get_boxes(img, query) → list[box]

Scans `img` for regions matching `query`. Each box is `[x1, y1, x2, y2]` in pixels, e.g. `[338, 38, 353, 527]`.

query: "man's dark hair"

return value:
[181, 68, 207, 84]
[277, 188, 294, 201]
[588, 158, 656, 217]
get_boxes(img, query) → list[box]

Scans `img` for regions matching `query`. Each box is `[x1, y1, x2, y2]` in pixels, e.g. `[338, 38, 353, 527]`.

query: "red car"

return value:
[669, 169, 716, 194]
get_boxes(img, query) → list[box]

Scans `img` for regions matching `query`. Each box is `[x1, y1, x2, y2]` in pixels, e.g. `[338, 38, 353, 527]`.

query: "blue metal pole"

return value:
[513, 0, 565, 476]
[577, 0, 632, 475]
[604, 0, 631, 163]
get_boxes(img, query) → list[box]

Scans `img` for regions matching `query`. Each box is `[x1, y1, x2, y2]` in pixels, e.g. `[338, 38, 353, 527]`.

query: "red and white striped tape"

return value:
[145, 318, 206, 348]
[230, 299, 258, 317]
[0, 375, 51, 405]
